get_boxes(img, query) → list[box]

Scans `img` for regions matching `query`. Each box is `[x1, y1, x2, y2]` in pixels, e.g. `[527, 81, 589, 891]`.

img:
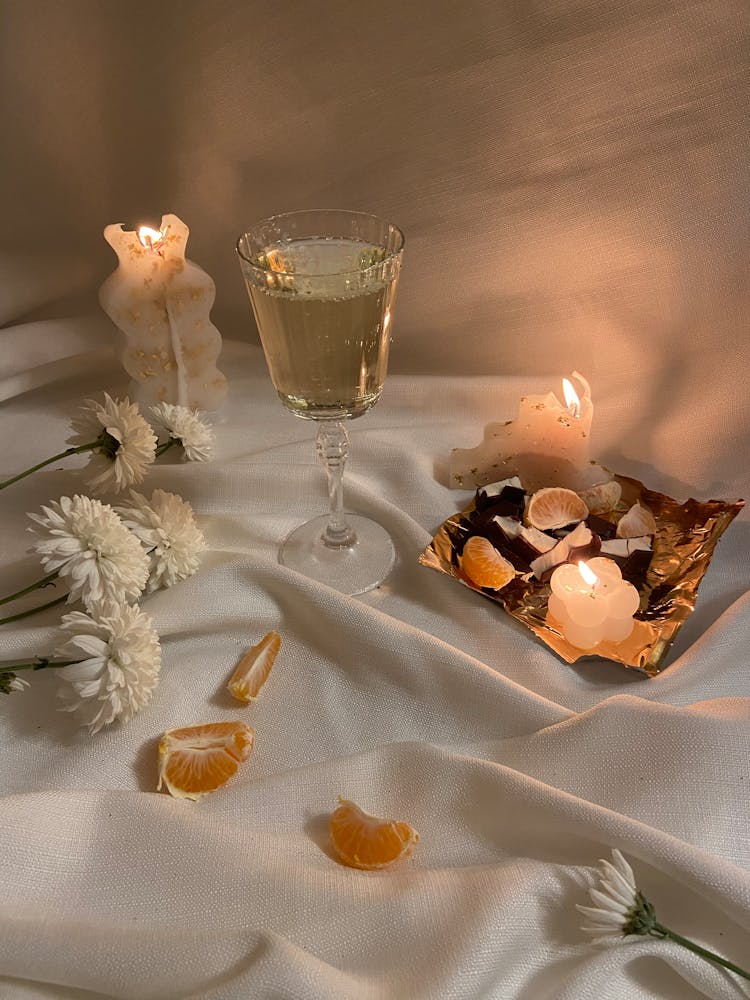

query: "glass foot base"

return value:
[280, 514, 395, 596]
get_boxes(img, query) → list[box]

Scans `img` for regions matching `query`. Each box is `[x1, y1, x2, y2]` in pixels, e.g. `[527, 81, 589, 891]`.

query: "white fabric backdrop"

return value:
[0, 325, 747, 999]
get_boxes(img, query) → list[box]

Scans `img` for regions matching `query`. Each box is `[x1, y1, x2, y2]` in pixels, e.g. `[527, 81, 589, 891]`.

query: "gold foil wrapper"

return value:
[419, 474, 744, 676]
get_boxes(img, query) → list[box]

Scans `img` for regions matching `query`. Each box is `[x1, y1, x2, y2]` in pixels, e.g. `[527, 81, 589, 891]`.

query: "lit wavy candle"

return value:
[99, 214, 227, 411]
[450, 372, 612, 492]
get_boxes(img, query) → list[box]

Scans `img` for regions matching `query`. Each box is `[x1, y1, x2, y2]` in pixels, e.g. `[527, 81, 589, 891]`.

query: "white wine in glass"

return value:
[237, 210, 404, 595]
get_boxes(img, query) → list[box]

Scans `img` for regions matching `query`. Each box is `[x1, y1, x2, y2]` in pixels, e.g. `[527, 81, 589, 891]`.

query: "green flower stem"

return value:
[155, 438, 177, 458]
[0, 442, 98, 491]
[0, 658, 78, 671]
[0, 570, 61, 607]
[0, 594, 68, 626]
[652, 923, 750, 981]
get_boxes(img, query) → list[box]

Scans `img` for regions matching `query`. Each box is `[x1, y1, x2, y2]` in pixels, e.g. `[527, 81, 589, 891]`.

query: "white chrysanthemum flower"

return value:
[577, 849, 640, 943]
[55, 601, 161, 734]
[150, 403, 214, 462]
[116, 489, 206, 592]
[69, 394, 157, 493]
[28, 495, 149, 607]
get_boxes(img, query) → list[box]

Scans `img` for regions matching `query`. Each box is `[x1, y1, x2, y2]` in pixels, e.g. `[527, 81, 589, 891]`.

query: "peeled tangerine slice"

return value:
[576, 479, 622, 515]
[330, 797, 419, 870]
[617, 502, 657, 538]
[157, 721, 254, 801]
[460, 535, 516, 590]
[526, 487, 589, 530]
[228, 630, 281, 703]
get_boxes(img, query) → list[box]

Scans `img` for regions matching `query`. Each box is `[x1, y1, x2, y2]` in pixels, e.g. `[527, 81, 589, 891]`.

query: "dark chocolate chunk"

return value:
[586, 514, 617, 540]
[505, 535, 540, 568]
[497, 485, 526, 513]
[620, 548, 653, 585]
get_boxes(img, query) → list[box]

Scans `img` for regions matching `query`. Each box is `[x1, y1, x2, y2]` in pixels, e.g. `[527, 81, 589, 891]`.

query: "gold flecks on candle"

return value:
[163, 361, 174, 371]
[136, 349, 145, 358]
[140, 367, 155, 378]
[194, 319, 205, 330]
[191, 289, 203, 300]
[157, 386, 168, 401]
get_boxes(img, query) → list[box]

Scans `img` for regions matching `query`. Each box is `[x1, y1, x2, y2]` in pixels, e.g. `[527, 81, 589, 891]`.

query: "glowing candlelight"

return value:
[548, 556, 640, 650]
[562, 377, 581, 419]
[137, 225, 168, 252]
[577, 559, 597, 588]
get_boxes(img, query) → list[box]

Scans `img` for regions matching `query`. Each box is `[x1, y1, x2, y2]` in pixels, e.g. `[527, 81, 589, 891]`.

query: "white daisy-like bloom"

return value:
[28, 495, 149, 607]
[69, 394, 157, 494]
[55, 600, 161, 734]
[116, 489, 206, 593]
[576, 849, 641, 943]
[150, 402, 214, 462]
[9, 675, 30, 692]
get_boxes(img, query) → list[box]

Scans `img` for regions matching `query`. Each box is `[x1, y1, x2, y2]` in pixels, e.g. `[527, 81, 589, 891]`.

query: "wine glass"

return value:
[236, 210, 404, 595]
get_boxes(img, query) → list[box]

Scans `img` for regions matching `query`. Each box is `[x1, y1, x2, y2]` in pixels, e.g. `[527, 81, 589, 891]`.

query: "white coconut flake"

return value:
[530, 521, 593, 579]
[492, 515, 522, 539]
[519, 525, 557, 553]
[601, 537, 652, 556]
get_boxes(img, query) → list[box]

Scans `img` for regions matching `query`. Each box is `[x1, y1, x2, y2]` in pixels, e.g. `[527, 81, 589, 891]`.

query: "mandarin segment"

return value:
[526, 487, 588, 530]
[228, 630, 281, 703]
[157, 720, 254, 801]
[329, 796, 419, 871]
[460, 535, 516, 590]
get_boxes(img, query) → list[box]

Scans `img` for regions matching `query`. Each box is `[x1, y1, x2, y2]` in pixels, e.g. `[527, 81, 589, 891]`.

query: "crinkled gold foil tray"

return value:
[419, 474, 743, 676]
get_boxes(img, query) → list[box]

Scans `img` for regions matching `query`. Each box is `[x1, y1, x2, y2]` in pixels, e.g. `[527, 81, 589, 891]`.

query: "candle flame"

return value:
[578, 560, 598, 588]
[562, 377, 581, 418]
[138, 225, 167, 251]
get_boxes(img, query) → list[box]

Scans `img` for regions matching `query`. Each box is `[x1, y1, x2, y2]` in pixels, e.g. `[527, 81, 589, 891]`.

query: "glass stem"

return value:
[316, 421, 356, 549]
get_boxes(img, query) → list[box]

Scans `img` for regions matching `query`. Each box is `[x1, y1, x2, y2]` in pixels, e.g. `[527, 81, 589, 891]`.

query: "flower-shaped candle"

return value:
[548, 557, 640, 650]
[99, 214, 227, 412]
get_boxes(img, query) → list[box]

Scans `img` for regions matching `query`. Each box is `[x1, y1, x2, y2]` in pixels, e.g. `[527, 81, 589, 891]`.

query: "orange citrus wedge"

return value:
[526, 487, 588, 530]
[228, 630, 281, 703]
[460, 535, 516, 590]
[329, 796, 419, 870]
[157, 721, 254, 801]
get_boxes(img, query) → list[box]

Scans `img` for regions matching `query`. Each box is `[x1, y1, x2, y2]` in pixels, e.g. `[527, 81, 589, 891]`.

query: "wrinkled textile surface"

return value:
[0, 328, 747, 1000]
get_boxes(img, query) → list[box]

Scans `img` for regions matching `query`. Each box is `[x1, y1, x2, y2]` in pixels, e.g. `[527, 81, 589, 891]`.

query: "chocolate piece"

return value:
[475, 477, 525, 513]
[586, 514, 617, 540]
[620, 547, 653, 585]
[505, 535, 541, 569]
[497, 485, 526, 512]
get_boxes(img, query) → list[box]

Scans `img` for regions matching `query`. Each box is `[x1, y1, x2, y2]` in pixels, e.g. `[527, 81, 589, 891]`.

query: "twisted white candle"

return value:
[99, 214, 227, 412]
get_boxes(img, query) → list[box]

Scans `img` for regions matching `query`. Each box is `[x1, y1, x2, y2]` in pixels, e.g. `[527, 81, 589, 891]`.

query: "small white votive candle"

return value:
[547, 557, 640, 650]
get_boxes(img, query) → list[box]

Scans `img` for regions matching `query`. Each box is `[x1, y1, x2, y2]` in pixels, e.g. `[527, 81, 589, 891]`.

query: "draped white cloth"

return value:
[0, 324, 747, 1000]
